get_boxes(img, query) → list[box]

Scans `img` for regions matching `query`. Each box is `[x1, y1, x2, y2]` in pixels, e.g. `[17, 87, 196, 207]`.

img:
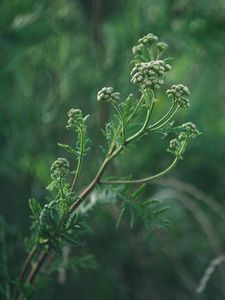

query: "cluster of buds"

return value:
[138, 33, 158, 46]
[181, 122, 200, 137]
[67, 108, 84, 129]
[97, 87, 120, 103]
[166, 84, 190, 108]
[131, 60, 171, 90]
[156, 42, 168, 53]
[168, 137, 185, 157]
[51, 157, 70, 180]
[132, 33, 158, 56]
[168, 122, 199, 156]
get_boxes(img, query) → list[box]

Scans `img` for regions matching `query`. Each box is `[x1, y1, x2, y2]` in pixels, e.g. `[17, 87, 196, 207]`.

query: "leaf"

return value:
[131, 184, 146, 199]
[29, 198, 42, 220]
[57, 143, 76, 154]
[50, 240, 63, 258]
[46, 181, 57, 191]
[60, 232, 84, 247]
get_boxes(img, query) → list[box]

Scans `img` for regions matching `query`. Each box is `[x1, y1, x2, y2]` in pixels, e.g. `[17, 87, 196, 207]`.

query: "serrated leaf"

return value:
[60, 232, 84, 247]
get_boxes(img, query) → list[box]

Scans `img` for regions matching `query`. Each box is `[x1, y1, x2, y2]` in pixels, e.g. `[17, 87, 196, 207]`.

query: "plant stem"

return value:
[13, 246, 38, 300]
[71, 127, 84, 192]
[149, 103, 175, 129]
[100, 138, 188, 185]
[70, 145, 123, 212]
[100, 157, 178, 184]
[24, 250, 48, 290]
[126, 94, 155, 144]
[149, 105, 180, 131]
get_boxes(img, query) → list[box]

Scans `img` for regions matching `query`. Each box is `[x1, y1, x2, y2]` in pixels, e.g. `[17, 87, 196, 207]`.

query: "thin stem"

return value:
[13, 246, 38, 300]
[112, 102, 126, 144]
[26, 250, 48, 285]
[126, 94, 155, 144]
[149, 103, 175, 129]
[70, 145, 123, 213]
[100, 139, 188, 185]
[58, 178, 65, 198]
[71, 127, 84, 192]
[149, 105, 180, 131]
[100, 157, 178, 184]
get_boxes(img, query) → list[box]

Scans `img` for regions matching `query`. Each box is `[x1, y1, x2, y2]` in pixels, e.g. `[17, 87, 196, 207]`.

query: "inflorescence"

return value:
[51, 157, 70, 180]
[166, 84, 190, 108]
[130, 60, 171, 90]
[97, 87, 120, 103]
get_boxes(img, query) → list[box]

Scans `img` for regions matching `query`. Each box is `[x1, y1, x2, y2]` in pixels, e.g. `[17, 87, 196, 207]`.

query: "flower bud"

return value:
[138, 33, 158, 46]
[181, 122, 200, 137]
[169, 138, 179, 151]
[156, 42, 168, 55]
[132, 44, 144, 56]
[97, 87, 120, 103]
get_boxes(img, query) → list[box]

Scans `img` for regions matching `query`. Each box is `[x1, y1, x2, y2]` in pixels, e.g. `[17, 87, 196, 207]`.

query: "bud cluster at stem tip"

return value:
[97, 87, 120, 102]
[181, 122, 200, 137]
[131, 60, 171, 90]
[132, 33, 158, 55]
[166, 84, 190, 108]
[51, 157, 70, 180]
[168, 122, 200, 157]
[67, 108, 84, 129]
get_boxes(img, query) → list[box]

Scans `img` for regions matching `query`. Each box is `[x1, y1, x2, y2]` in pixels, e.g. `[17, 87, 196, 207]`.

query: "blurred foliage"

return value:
[1, 0, 225, 299]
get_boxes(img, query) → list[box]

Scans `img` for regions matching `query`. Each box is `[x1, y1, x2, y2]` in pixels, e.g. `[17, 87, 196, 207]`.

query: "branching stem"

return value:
[149, 105, 180, 131]
[149, 103, 175, 129]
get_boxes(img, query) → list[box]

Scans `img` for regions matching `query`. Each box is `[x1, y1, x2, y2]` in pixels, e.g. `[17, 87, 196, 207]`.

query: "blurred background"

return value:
[1, 0, 225, 299]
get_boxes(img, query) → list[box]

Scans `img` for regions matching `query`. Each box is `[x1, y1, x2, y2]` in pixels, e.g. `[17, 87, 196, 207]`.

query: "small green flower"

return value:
[51, 157, 70, 180]
[97, 87, 120, 102]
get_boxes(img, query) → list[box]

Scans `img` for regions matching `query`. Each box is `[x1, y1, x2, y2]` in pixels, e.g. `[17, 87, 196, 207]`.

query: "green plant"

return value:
[10, 33, 199, 300]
